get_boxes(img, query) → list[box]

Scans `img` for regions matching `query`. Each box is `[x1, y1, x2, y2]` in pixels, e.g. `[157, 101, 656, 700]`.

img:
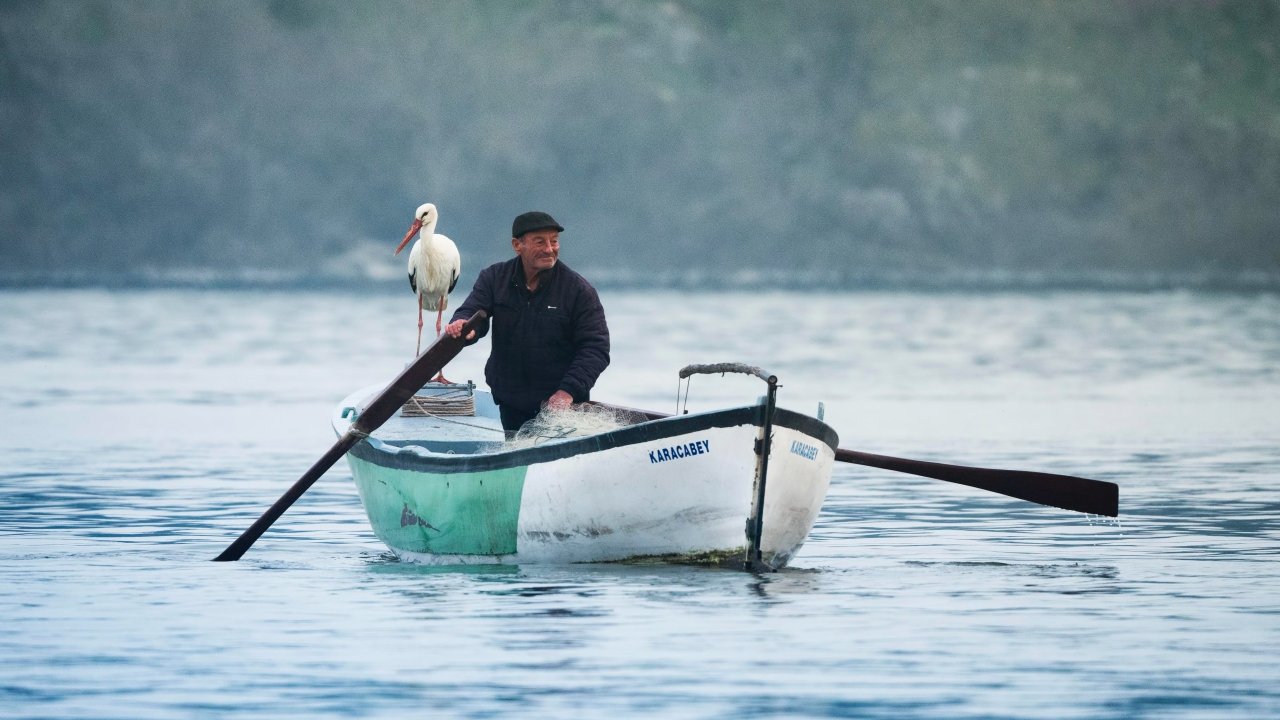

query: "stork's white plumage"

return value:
[394, 203, 461, 374]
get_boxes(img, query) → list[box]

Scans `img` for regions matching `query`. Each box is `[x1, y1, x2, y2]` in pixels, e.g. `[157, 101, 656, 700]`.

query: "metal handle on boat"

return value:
[678, 362, 778, 385]
[746, 371, 779, 572]
[677, 362, 779, 572]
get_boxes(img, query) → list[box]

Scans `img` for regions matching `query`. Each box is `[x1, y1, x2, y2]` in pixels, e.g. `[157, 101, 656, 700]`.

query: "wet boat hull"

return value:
[334, 386, 837, 567]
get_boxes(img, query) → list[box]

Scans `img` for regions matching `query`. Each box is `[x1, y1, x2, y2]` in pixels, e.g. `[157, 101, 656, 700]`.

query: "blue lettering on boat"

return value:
[649, 439, 710, 464]
[790, 440, 819, 461]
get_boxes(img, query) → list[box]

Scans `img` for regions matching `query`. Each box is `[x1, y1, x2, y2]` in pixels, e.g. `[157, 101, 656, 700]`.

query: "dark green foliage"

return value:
[1, 0, 1276, 283]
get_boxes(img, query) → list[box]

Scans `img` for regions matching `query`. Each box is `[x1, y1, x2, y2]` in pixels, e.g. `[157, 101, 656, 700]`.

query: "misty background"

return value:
[2, 0, 1278, 289]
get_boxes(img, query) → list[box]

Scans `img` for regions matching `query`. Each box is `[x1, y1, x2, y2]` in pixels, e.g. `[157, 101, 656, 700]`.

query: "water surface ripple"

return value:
[1, 289, 1277, 718]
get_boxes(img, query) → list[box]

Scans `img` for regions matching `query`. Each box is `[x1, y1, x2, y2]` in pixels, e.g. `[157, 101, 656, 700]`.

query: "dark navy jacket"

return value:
[450, 257, 610, 413]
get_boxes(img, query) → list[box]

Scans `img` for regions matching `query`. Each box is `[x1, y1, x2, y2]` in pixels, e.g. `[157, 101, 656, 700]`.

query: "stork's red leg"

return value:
[416, 299, 424, 356]
[432, 299, 451, 384]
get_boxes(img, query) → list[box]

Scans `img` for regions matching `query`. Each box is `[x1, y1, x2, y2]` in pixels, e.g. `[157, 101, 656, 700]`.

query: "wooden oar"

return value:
[834, 448, 1118, 517]
[213, 311, 488, 562]
[588, 400, 1118, 517]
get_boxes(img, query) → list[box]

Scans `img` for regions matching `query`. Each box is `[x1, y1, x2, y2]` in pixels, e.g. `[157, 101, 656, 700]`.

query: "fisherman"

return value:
[444, 211, 610, 435]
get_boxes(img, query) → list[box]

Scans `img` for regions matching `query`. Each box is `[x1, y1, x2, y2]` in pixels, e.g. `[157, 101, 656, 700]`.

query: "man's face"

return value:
[513, 230, 560, 274]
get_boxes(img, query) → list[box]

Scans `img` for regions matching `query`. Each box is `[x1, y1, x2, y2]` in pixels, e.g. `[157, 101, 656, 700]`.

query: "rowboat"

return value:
[332, 364, 838, 569]
[215, 312, 1117, 565]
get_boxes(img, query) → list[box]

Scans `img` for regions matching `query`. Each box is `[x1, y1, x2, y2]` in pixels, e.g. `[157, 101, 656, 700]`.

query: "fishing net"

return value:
[494, 404, 636, 451]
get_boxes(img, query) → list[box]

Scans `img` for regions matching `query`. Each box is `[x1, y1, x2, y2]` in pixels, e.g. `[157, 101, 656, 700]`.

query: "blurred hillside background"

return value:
[2, 0, 1278, 289]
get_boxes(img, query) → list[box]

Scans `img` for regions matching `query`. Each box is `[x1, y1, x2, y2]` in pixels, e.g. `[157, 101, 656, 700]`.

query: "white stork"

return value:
[394, 203, 461, 377]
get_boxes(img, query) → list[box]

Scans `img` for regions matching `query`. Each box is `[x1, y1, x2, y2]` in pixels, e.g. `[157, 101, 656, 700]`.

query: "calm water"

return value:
[2, 288, 1278, 719]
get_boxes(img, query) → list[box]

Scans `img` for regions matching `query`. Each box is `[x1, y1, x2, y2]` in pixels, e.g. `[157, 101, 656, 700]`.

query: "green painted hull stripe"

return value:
[350, 456, 526, 555]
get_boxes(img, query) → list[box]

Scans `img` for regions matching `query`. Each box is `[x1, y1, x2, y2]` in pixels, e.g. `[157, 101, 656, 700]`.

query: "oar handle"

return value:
[350, 310, 487, 434]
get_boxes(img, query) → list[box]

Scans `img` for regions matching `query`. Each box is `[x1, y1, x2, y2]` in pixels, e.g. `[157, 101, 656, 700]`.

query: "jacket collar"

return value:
[508, 256, 561, 292]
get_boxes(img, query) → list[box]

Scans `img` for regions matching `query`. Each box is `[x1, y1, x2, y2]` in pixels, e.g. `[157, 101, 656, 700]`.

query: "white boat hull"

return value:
[334, 386, 836, 568]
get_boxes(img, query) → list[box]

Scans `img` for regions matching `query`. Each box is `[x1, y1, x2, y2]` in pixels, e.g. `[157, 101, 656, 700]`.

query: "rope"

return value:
[400, 389, 476, 417]
[409, 411, 505, 435]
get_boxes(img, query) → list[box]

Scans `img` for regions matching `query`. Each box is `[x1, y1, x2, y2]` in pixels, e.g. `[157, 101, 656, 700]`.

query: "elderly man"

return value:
[445, 211, 610, 435]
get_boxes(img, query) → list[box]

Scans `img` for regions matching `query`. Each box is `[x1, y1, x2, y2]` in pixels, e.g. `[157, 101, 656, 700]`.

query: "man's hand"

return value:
[544, 390, 573, 411]
[444, 319, 476, 340]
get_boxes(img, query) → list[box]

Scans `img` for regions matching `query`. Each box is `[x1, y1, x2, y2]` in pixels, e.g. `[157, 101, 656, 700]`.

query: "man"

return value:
[445, 211, 610, 435]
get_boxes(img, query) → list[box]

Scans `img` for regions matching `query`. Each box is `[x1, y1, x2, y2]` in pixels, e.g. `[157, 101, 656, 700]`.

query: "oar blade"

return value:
[213, 311, 487, 561]
[963, 467, 1118, 517]
[835, 448, 1118, 517]
[213, 437, 356, 561]
[591, 402, 1121, 517]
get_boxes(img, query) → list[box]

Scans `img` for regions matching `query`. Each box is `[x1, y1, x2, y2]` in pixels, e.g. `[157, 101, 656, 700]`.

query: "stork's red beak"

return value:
[395, 219, 423, 255]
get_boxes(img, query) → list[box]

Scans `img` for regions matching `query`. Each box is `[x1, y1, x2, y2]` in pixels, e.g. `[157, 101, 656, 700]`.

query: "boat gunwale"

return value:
[342, 402, 839, 474]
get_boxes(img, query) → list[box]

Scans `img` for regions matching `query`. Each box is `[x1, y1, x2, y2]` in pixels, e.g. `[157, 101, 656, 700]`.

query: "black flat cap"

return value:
[512, 211, 564, 238]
